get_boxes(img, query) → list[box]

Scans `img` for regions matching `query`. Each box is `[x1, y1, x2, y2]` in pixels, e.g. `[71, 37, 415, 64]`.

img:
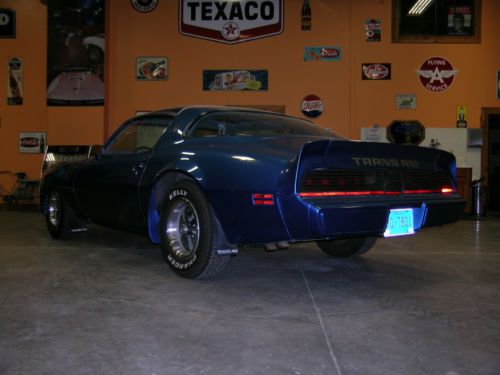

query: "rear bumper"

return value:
[279, 194, 465, 241]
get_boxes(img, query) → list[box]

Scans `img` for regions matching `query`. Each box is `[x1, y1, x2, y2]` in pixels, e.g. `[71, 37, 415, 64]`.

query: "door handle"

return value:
[132, 162, 145, 175]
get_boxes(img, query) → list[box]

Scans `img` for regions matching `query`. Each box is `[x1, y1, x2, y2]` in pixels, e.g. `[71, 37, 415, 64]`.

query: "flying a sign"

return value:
[179, 0, 284, 44]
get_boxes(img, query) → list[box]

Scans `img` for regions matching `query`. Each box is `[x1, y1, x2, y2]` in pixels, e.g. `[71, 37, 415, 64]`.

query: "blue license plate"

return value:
[384, 208, 414, 237]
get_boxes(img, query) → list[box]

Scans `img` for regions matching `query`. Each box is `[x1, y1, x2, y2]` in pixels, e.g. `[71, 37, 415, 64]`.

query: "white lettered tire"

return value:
[159, 179, 230, 279]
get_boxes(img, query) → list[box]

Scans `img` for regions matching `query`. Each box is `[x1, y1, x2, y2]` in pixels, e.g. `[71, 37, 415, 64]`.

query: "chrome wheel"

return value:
[48, 192, 61, 227]
[165, 198, 200, 259]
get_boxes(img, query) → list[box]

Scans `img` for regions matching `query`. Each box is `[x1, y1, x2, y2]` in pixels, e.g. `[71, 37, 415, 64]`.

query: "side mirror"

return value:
[89, 145, 104, 158]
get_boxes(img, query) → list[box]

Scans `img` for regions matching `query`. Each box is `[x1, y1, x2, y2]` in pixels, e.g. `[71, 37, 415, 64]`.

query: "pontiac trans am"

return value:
[40, 106, 465, 278]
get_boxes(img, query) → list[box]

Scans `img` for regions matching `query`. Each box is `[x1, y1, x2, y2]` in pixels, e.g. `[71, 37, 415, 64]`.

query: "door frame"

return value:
[481, 107, 500, 190]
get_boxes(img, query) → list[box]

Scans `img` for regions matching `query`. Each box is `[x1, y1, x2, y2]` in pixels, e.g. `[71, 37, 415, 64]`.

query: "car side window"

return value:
[106, 117, 172, 154]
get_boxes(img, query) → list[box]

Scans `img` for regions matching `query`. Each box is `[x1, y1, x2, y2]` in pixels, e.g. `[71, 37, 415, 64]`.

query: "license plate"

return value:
[384, 208, 414, 237]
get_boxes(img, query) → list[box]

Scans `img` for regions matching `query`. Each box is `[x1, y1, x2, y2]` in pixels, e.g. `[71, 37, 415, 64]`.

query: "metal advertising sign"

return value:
[417, 57, 457, 92]
[396, 94, 416, 110]
[362, 63, 391, 80]
[203, 70, 268, 91]
[301, 95, 323, 118]
[364, 19, 381, 42]
[19, 132, 46, 154]
[179, 0, 284, 44]
[8, 57, 23, 105]
[304, 47, 341, 62]
[136, 57, 168, 80]
[0, 8, 15, 38]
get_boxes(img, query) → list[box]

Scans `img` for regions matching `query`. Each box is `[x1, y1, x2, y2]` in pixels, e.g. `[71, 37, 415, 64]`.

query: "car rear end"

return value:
[278, 140, 465, 241]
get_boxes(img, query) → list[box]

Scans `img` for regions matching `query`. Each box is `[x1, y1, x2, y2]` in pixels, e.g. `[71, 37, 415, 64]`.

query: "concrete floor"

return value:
[0, 211, 499, 375]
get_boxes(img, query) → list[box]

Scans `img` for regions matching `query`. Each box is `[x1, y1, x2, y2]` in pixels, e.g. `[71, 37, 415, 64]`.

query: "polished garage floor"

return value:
[0, 211, 499, 375]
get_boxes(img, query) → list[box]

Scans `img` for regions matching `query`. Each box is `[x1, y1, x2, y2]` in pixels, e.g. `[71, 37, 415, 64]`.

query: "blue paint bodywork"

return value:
[40, 106, 465, 247]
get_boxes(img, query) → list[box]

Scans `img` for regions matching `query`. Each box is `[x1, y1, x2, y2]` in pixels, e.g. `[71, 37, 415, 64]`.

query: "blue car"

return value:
[40, 106, 465, 278]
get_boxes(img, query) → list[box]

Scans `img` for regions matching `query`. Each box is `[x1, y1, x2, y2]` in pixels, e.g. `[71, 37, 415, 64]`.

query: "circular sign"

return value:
[222, 22, 240, 41]
[301, 95, 324, 118]
[131, 0, 158, 13]
[418, 57, 457, 92]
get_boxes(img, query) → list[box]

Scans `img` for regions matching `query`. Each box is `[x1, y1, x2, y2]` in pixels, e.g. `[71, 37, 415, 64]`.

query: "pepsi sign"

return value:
[301, 95, 324, 118]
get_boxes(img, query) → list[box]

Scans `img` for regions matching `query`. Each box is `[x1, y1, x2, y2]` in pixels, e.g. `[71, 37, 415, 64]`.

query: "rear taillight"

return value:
[299, 188, 455, 197]
[253, 194, 274, 205]
[299, 169, 455, 197]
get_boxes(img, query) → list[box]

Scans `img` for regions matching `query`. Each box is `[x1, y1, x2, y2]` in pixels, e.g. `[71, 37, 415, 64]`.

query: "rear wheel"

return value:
[316, 237, 377, 257]
[46, 190, 75, 239]
[159, 180, 230, 279]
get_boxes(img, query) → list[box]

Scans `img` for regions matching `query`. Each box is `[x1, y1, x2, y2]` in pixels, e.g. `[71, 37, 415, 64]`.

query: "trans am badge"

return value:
[179, 0, 284, 44]
[203, 70, 268, 91]
[362, 63, 391, 80]
[418, 57, 458, 92]
[301, 95, 323, 118]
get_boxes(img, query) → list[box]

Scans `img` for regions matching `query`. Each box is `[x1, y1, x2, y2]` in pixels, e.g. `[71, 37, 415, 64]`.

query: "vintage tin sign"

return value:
[365, 19, 381, 42]
[396, 94, 416, 110]
[301, 95, 323, 118]
[8, 57, 23, 105]
[203, 70, 268, 91]
[0, 8, 15, 38]
[456, 105, 468, 128]
[179, 0, 283, 44]
[362, 63, 391, 80]
[136, 57, 168, 80]
[19, 132, 46, 154]
[418, 57, 457, 92]
[304, 47, 341, 62]
[131, 0, 159, 13]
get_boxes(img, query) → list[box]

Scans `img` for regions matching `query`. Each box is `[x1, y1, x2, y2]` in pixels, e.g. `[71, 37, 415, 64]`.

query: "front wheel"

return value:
[159, 180, 230, 279]
[316, 237, 377, 258]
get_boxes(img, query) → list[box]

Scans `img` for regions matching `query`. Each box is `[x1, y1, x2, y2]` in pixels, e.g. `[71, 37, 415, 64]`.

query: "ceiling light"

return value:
[408, 0, 434, 15]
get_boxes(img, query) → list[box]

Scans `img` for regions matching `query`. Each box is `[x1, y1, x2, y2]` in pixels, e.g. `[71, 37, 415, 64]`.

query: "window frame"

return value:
[104, 116, 173, 155]
[392, 0, 482, 43]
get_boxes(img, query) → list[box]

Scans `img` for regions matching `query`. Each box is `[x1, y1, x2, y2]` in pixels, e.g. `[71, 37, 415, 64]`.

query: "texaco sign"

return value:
[179, 0, 284, 44]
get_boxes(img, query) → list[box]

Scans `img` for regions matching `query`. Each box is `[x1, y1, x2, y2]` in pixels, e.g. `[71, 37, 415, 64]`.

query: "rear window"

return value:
[189, 111, 344, 139]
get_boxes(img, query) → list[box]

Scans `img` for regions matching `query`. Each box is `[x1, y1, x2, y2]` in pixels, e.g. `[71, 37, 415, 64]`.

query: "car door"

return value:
[75, 117, 171, 231]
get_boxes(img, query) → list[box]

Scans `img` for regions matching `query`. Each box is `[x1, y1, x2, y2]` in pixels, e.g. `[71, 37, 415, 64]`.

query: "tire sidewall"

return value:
[46, 191, 65, 238]
[160, 181, 214, 278]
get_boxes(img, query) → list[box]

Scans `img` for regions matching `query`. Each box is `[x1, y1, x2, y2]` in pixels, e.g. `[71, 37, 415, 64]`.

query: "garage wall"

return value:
[1, 0, 499, 187]
[106, 0, 500, 138]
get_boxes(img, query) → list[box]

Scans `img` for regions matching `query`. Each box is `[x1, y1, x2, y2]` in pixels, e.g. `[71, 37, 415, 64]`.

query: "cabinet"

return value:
[456, 167, 472, 214]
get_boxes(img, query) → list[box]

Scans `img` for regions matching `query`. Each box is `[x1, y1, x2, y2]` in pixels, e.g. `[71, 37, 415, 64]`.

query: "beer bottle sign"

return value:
[301, 0, 311, 30]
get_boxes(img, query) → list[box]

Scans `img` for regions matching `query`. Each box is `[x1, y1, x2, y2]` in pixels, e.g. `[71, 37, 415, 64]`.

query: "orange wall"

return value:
[1, 0, 499, 188]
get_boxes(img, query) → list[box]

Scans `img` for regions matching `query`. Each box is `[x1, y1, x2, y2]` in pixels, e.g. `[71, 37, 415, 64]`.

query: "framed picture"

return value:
[19, 132, 46, 154]
[0, 9, 16, 38]
[136, 57, 168, 81]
